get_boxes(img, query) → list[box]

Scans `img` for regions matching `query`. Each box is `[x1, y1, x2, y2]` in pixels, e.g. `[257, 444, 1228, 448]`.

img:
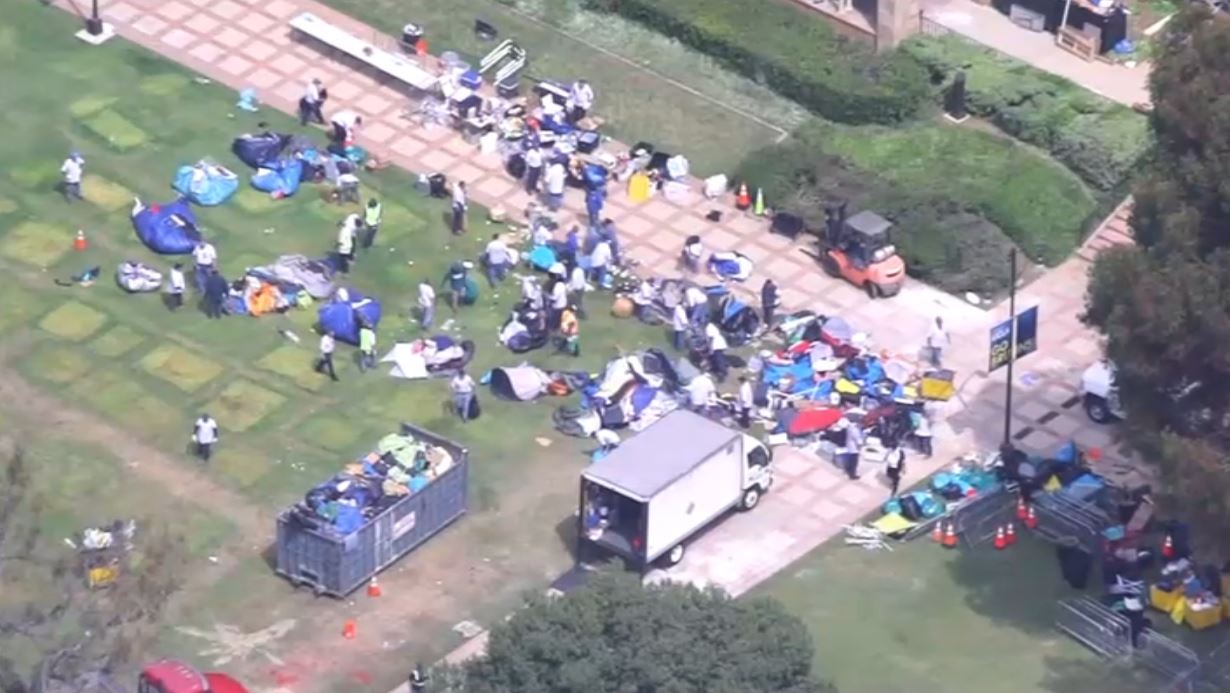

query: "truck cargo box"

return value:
[275, 423, 468, 597]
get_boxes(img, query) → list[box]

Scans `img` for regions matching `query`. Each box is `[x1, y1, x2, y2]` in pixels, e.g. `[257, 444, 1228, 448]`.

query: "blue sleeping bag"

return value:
[251, 159, 304, 198]
[317, 290, 382, 345]
[132, 198, 202, 255]
[172, 163, 239, 206]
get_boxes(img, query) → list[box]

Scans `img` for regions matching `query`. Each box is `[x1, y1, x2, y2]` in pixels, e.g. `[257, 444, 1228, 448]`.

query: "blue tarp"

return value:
[251, 159, 304, 198]
[528, 245, 557, 272]
[132, 198, 203, 255]
[630, 385, 657, 414]
[173, 163, 239, 206]
[317, 290, 382, 345]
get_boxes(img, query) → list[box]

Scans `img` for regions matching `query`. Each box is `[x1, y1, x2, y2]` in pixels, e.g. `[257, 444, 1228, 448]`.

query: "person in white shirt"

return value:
[314, 331, 339, 382]
[671, 302, 689, 352]
[531, 220, 554, 247]
[336, 214, 358, 273]
[544, 162, 566, 212]
[450, 370, 476, 423]
[541, 93, 564, 120]
[737, 375, 756, 429]
[681, 235, 703, 273]
[484, 234, 511, 286]
[687, 373, 717, 411]
[521, 276, 543, 311]
[60, 151, 84, 202]
[567, 263, 587, 318]
[524, 145, 544, 194]
[191, 240, 217, 294]
[299, 78, 327, 125]
[548, 276, 568, 330]
[417, 280, 436, 330]
[885, 446, 906, 497]
[593, 428, 621, 456]
[925, 316, 950, 367]
[685, 285, 709, 327]
[167, 262, 186, 311]
[191, 413, 219, 463]
[589, 239, 612, 287]
[631, 280, 655, 321]
[329, 110, 362, 145]
[705, 322, 730, 382]
[566, 80, 595, 124]
[451, 181, 468, 235]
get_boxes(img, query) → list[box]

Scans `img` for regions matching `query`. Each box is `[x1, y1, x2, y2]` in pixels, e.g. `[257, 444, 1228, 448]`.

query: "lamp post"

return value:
[1002, 247, 1018, 448]
[85, 0, 104, 35]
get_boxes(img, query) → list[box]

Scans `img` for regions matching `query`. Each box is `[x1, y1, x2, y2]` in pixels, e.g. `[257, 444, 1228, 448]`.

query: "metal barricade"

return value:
[953, 484, 1015, 548]
[1056, 596, 1134, 660]
[1136, 631, 1201, 693]
[1199, 637, 1230, 690]
[1034, 491, 1112, 553]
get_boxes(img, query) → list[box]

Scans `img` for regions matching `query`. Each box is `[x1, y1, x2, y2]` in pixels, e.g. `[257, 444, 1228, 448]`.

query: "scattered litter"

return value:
[262, 227, 275, 234]
[964, 291, 981, 305]
[843, 524, 892, 551]
[279, 328, 301, 344]
[64, 537, 77, 550]
[208, 556, 219, 564]
[453, 620, 484, 638]
[193, 77, 212, 85]
[535, 437, 552, 447]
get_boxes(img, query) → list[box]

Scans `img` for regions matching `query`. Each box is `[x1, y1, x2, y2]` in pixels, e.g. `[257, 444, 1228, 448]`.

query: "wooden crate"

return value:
[1057, 26, 1098, 61]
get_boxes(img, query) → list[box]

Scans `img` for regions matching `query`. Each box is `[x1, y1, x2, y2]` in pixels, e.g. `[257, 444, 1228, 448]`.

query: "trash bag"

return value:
[131, 198, 202, 255]
[232, 132, 291, 168]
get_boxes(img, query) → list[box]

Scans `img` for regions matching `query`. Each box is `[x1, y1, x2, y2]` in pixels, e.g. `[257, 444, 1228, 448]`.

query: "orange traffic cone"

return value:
[1016, 496, 1028, 520]
[74, 230, 88, 251]
[734, 183, 751, 211]
[1161, 534, 1174, 559]
[1005, 522, 1017, 546]
[342, 619, 357, 639]
[1025, 505, 1038, 529]
[993, 525, 1007, 550]
[367, 577, 382, 598]
[931, 522, 944, 543]
[942, 522, 958, 549]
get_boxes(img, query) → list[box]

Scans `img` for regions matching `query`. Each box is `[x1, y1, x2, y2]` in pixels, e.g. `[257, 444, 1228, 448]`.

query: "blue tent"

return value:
[251, 159, 304, 198]
[317, 290, 382, 345]
[232, 132, 290, 168]
[132, 198, 202, 255]
[172, 163, 239, 206]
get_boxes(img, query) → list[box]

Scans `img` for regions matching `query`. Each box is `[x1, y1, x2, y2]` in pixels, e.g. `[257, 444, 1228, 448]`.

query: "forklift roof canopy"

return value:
[846, 210, 892, 237]
[583, 411, 740, 502]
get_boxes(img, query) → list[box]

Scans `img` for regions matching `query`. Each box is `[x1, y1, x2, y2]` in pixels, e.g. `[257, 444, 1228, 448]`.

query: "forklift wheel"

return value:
[864, 282, 881, 299]
[821, 255, 841, 278]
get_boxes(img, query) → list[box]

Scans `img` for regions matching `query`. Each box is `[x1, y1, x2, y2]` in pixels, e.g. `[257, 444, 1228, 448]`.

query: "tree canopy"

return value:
[1083, 7, 1230, 553]
[439, 571, 834, 693]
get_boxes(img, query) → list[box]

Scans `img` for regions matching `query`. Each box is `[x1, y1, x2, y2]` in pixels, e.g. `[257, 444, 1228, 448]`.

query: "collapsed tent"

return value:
[582, 349, 682, 431]
[499, 302, 549, 353]
[252, 159, 305, 198]
[116, 261, 162, 293]
[714, 292, 761, 347]
[382, 337, 476, 379]
[172, 161, 239, 206]
[246, 254, 336, 299]
[232, 132, 292, 168]
[708, 251, 754, 282]
[131, 198, 202, 255]
[489, 366, 553, 401]
[318, 289, 382, 345]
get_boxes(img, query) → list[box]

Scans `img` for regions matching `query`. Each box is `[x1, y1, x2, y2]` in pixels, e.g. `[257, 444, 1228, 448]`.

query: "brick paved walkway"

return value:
[52, 1, 1143, 686]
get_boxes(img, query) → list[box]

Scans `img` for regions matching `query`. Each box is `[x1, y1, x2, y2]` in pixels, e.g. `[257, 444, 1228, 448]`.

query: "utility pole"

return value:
[1003, 248, 1018, 448]
[86, 0, 103, 35]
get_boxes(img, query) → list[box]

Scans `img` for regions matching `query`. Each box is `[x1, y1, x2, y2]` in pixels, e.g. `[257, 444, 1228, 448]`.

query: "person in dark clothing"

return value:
[203, 270, 228, 319]
[408, 663, 429, 692]
[761, 278, 779, 331]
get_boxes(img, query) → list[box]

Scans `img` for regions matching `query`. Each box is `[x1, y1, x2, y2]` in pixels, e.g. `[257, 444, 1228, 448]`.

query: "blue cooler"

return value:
[459, 70, 483, 91]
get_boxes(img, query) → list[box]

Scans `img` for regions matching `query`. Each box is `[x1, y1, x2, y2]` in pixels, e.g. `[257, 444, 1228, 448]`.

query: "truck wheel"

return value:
[663, 543, 685, 567]
[821, 255, 840, 278]
[1084, 395, 1113, 424]
[740, 486, 761, 511]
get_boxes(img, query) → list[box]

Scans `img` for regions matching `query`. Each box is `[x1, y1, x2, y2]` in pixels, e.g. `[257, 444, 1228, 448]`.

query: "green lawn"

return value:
[1, 5, 667, 690]
[754, 531, 1225, 693]
[322, 0, 800, 174]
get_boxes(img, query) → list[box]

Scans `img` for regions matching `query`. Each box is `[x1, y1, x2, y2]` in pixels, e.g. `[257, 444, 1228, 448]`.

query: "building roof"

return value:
[583, 410, 739, 501]
[846, 210, 892, 237]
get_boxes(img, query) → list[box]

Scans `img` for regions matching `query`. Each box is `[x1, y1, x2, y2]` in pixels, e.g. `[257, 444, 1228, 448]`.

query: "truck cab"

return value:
[579, 411, 772, 571]
[1080, 360, 1124, 423]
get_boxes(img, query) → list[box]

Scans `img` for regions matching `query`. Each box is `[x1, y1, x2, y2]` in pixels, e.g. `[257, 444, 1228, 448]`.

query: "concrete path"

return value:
[921, 0, 1151, 107]
[52, 1, 1143, 687]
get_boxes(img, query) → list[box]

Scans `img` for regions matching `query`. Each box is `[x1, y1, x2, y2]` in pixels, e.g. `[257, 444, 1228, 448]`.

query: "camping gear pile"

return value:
[318, 288, 382, 345]
[116, 261, 163, 293]
[868, 455, 1000, 538]
[550, 349, 683, 437]
[131, 198, 202, 255]
[382, 337, 477, 379]
[284, 431, 457, 537]
[74, 519, 136, 589]
[222, 255, 337, 317]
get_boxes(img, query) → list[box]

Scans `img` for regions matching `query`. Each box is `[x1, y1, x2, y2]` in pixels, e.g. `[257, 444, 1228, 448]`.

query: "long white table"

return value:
[289, 12, 438, 93]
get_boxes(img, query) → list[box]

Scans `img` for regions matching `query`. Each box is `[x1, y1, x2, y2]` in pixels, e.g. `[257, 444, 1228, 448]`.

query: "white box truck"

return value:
[578, 410, 773, 570]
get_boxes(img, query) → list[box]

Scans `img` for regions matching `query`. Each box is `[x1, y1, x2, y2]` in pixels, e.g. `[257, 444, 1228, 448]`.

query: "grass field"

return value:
[0, 5, 669, 691]
[322, 0, 805, 175]
[754, 530, 1227, 693]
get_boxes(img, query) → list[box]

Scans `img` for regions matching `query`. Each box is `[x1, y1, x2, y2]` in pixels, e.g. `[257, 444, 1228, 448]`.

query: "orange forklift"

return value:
[817, 201, 906, 298]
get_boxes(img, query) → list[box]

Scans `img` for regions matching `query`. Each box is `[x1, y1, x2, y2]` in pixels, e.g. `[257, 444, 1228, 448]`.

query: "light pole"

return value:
[1002, 247, 1018, 448]
[86, 0, 104, 36]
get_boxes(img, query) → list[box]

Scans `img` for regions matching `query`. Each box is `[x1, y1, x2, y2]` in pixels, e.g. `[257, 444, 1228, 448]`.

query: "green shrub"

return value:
[737, 137, 1020, 295]
[586, 0, 930, 124]
[901, 34, 1152, 191]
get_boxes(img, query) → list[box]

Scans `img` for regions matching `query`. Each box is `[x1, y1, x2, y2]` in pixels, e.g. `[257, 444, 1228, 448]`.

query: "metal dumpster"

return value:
[275, 423, 469, 597]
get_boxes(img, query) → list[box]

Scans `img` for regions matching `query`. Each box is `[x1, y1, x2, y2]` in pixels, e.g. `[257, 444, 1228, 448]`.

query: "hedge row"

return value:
[899, 34, 1153, 191]
[585, 0, 930, 124]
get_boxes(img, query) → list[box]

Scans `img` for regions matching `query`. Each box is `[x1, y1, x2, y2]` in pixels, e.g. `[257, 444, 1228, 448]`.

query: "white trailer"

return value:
[579, 410, 773, 570]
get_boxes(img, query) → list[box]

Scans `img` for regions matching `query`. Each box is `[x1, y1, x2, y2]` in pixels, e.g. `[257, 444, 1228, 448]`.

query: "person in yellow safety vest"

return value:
[558, 305, 580, 357]
[361, 198, 382, 251]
